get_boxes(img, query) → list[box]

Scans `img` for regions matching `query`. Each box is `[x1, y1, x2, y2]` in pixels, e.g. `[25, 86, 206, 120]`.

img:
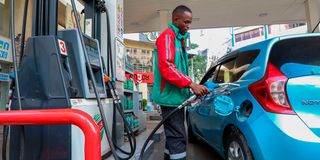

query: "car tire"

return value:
[187, 113, 197, 143]
[225, 129, 253, 160]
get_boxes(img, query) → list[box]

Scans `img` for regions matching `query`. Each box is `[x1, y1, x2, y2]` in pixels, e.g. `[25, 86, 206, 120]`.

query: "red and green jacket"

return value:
[151, 23, 192, 107]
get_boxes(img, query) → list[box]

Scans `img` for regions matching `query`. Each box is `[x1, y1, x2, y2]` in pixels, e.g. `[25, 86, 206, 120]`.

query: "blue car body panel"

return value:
[188, 33, 320, 159]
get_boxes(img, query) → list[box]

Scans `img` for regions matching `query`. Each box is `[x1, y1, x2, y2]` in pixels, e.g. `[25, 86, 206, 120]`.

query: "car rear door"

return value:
[204, 50, 260, 147]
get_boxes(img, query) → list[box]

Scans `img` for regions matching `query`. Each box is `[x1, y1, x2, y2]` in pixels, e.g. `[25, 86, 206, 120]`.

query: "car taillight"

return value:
[248, 62, 295, 114]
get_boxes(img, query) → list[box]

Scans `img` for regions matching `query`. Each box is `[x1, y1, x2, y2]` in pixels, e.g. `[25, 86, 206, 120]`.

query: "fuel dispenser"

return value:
[9, 31, 111, 160]
[58, 30, 107, 98]
[9, 1, 112, 160]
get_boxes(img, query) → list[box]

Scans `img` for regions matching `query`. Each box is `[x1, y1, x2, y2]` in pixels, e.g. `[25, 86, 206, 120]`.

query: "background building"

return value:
[232, 23, 307, 49]
[124, 39, 154, 101]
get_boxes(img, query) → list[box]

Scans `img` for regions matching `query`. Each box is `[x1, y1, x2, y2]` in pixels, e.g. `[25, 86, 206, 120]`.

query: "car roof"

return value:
[209, 33, 320, 69]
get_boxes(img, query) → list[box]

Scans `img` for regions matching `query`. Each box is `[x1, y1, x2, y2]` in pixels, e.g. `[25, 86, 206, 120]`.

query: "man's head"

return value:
[172, 5, 192, 35]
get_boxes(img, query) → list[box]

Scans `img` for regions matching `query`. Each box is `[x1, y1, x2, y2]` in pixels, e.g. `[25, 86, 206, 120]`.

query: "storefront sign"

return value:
[140, 32, 160, 42]
[134, 72, 153, 84]
[0, 36, 12, 62]
[0, 73, 9, 82]
[125, 73, 133, 79]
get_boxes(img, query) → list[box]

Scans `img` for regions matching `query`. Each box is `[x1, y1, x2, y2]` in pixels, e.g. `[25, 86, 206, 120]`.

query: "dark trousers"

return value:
[161, 106, 187, 160]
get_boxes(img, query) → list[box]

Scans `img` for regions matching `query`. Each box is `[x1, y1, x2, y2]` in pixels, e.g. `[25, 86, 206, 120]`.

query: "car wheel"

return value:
[225, 129, 253, 160]
[187, 113, 197, 143]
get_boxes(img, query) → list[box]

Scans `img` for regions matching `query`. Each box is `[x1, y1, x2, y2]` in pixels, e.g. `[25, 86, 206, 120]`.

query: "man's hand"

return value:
[189, 82, 210, 96]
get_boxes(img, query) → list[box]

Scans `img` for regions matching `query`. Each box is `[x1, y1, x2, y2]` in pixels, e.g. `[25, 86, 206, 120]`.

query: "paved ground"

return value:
[108, 119, 223, 160]
[148, 135, 223, 160]
[0, 112, 222, 160]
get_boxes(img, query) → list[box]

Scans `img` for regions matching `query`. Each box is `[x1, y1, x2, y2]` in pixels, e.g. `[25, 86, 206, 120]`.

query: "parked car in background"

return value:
[187, 33, 320, 160]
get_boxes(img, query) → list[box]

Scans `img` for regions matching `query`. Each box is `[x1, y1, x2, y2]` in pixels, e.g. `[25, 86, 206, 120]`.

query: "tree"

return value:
[189, 43, 199, 50]
[192, 55, 207, 83]
[187, 43, 207, 83]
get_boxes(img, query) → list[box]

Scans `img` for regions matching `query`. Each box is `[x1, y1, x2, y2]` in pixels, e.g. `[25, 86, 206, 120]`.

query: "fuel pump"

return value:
[8, 0, 112, 160]
[8, 0, 136, 160]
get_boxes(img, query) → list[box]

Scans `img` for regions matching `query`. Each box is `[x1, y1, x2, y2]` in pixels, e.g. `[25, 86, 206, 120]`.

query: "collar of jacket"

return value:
[168, 23, 189, 40]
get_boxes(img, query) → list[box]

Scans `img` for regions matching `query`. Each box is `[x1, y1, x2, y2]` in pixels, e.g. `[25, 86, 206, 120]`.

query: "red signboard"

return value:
[134, 72, 153, 84]
[125, 73, 133, 80]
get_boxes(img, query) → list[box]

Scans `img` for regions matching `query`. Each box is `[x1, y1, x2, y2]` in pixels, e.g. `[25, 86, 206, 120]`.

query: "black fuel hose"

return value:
[139, 95, 198, 160]
[103, 2, 137, 158]
[70, 0, 119, 159]
[139, 107, 181, 160]
[139, 82, 235, 159]
[3, 0, 30, 159]
[69, 0, 118, 159]
[107, 81, 136, 159]
[19, 0, 29, 62]
[9, 1, 24, 160]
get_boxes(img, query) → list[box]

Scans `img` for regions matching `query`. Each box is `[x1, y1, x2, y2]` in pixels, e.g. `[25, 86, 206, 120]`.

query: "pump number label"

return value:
[58, 39, 67, 56]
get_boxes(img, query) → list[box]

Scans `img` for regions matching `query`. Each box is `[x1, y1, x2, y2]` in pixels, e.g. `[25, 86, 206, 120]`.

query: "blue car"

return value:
[187, 33, 320, 160]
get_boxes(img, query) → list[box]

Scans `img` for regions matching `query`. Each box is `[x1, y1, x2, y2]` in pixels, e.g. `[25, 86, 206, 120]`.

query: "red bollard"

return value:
[0, 109, 101, 160]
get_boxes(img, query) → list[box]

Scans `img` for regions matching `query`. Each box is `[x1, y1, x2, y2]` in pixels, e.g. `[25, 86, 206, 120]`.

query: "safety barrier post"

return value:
[0, 109, 101, 160]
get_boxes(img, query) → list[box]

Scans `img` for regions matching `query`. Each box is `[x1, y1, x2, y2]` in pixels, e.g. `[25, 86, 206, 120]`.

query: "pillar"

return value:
[305, 0, 320, 32]
[159, 10, 170, 32]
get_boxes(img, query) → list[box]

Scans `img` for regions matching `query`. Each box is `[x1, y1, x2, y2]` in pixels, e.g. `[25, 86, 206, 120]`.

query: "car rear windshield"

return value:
[269, 36, 320, 78]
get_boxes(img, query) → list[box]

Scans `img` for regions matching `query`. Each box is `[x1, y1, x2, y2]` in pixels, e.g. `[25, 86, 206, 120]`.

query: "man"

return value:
[151, 5, 210, 160]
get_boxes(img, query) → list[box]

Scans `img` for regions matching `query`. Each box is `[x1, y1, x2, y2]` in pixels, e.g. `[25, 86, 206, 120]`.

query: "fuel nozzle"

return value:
[204, 82, 240, 91]
[204, 82, 220, 92]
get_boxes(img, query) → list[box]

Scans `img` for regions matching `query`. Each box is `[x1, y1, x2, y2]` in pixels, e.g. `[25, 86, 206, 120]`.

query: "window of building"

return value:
[235, 35, 241, 42]
[235, 27, 264, 42]
[285, 23, 306, 30]
[268, 25, 272, 34]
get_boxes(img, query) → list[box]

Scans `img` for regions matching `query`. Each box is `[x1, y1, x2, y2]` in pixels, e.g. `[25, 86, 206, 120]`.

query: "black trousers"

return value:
[161, 106, 187, 160]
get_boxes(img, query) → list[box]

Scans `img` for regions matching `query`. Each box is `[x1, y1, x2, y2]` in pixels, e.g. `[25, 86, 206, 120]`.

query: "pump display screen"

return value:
[83, 35, 100, 67]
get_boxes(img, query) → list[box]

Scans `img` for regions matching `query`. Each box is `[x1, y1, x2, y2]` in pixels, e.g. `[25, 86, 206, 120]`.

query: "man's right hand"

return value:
[189, 82, 210, 96]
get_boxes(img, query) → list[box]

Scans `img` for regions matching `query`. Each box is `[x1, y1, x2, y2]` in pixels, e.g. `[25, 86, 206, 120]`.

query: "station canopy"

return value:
[124, 0, 314, 33]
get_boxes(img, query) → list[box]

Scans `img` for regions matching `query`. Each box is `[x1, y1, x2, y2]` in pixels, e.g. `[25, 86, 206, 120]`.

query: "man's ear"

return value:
[172, 16, 179, 25]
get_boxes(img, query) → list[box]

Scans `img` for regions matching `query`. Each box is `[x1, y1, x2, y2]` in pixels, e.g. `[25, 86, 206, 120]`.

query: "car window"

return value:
[234, 50, 260, 80]
[270, 37, 320, 78]
[211, 65, 220, 82]
[215, 59, 236, 83]
[200, 66, 218, 84]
